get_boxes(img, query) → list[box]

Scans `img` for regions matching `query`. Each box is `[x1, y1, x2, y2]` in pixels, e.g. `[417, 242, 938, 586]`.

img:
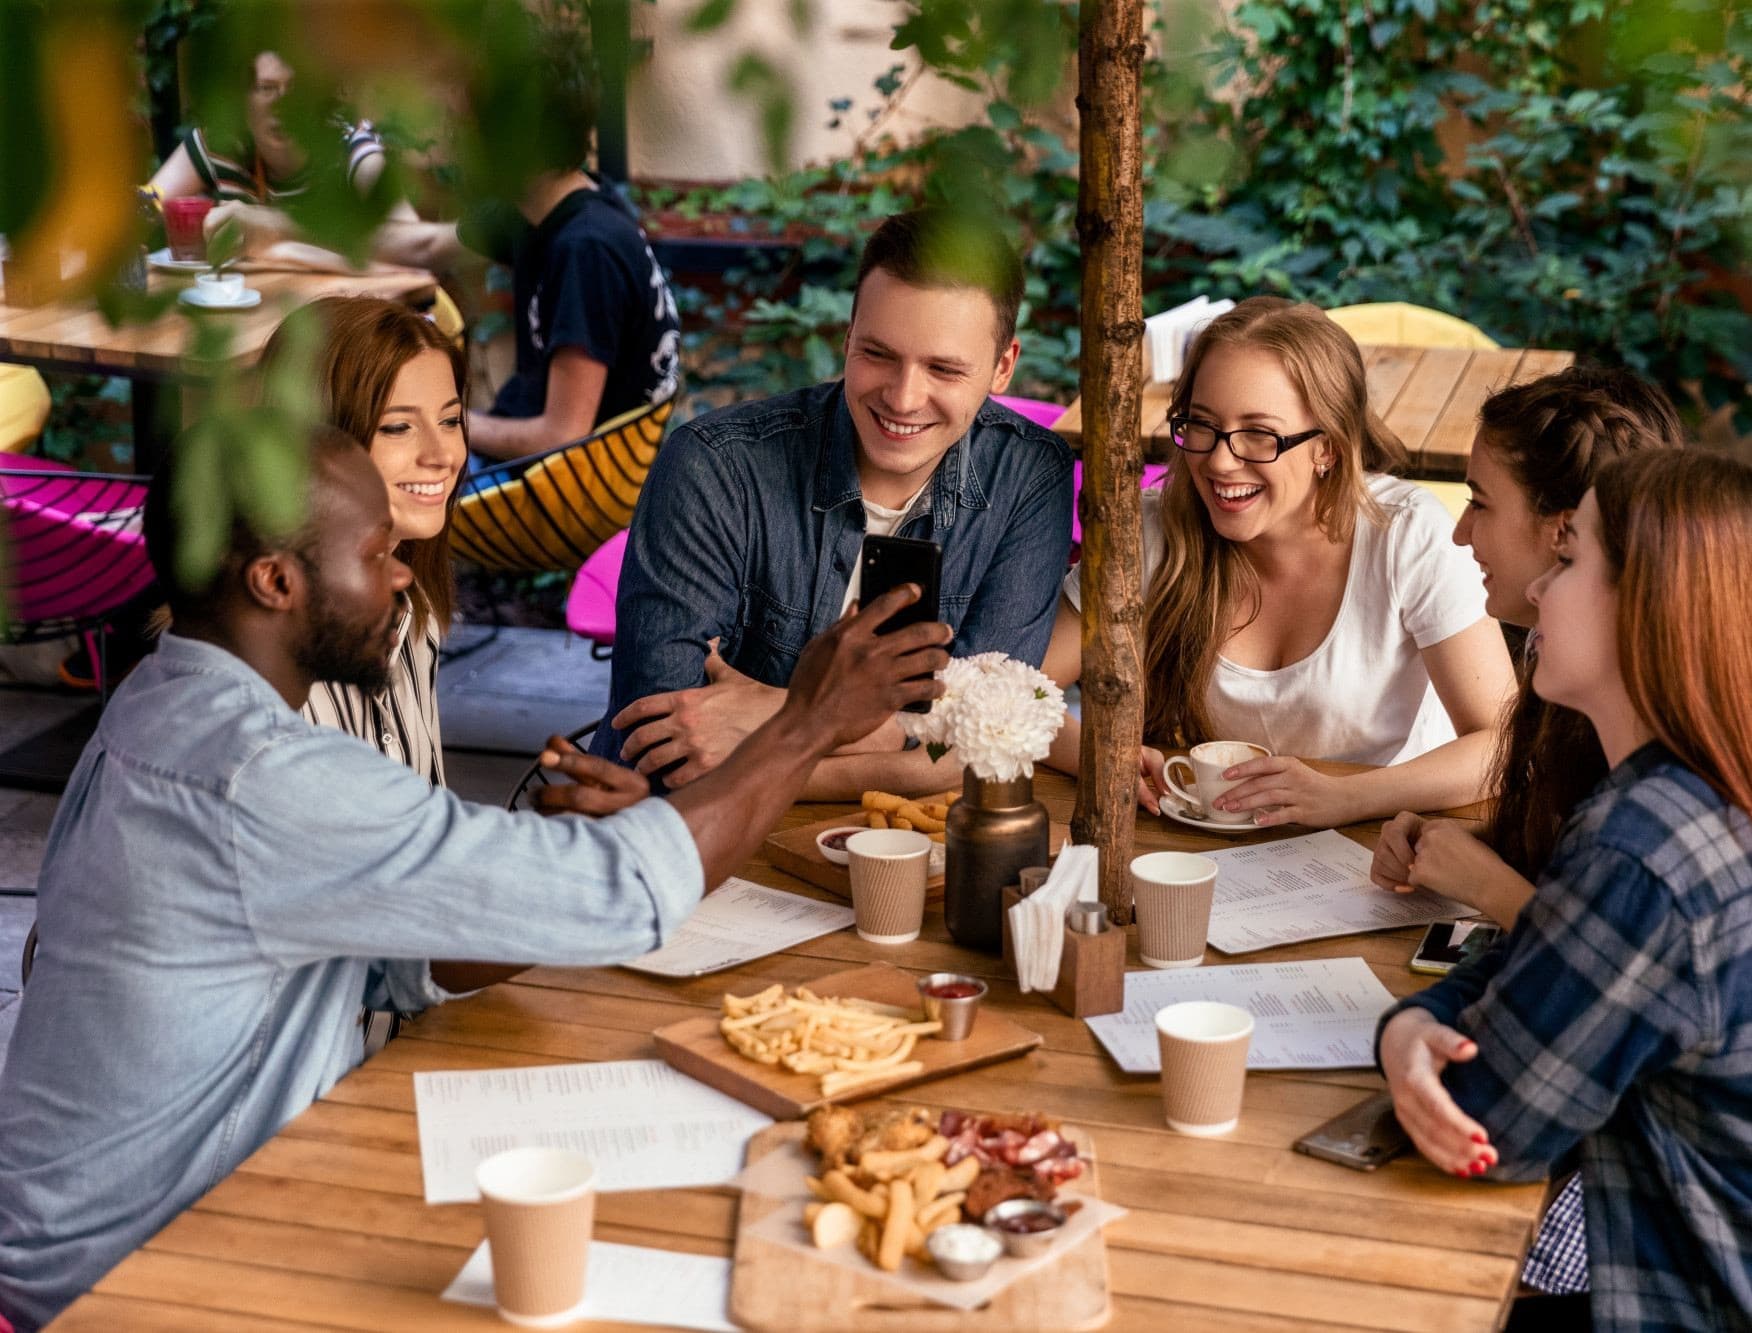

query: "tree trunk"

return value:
[1073, 0, 1146, 923]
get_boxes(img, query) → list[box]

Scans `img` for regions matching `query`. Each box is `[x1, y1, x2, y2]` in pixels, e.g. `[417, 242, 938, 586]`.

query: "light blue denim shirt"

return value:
[0, 634, 703, 1330]
[589, 381, 1074, 768]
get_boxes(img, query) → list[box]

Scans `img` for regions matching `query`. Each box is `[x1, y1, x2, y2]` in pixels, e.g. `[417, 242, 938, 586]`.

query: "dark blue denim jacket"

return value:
[590, 380, 1073, 766]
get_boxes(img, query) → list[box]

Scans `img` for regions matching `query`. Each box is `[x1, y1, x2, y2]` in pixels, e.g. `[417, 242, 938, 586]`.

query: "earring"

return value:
[1316, 462, 1331, 478]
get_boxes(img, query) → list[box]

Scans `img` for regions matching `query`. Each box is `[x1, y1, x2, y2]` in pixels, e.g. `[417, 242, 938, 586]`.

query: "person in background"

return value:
[367, 49, 679, 462]
[149, 51, 414, 264]
[1377, 450, 1752, 1333]
[1367, 364, 1684, 1327]
[584, 208, 1074, 799]
[1042, 296, 1516, 827]
[0, 420, 950, 1330]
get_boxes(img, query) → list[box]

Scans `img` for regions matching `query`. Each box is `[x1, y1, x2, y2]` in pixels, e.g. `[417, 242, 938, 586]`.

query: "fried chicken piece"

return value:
[805, 1105, 864, 1168]
[964, 1164, 1056, 1219]
[856, 1106, 935, 1159]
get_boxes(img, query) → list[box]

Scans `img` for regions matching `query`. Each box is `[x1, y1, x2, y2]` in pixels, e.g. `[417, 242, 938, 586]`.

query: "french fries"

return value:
[860, 790, 956, 842]
[808, 1128, 965, 1272]
[718, 984, 941, 1097]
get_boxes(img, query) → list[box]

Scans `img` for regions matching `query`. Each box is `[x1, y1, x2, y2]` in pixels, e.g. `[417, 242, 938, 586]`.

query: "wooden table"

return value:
[61, 774, 1546, 1331]
[1052, 345, 1575, 478]
[0, 265, 438, 471]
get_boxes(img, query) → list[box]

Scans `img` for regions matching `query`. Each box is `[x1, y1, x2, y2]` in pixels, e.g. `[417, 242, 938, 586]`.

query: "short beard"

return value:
[293, 562, 395, 696]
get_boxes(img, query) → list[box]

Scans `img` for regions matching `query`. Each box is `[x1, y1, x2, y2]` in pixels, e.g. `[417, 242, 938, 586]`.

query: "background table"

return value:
[0, 265, 438, 472]
[1053, 344, 1575, 477]
[61, 772, 1546, 1331]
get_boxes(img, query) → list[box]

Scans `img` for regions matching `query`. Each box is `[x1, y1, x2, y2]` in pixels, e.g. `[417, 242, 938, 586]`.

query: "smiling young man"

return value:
[588, 209, 1075, 798]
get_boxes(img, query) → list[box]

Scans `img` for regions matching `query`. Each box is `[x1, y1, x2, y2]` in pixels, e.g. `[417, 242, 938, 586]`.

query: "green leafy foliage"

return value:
[652, 0, 1748, 435]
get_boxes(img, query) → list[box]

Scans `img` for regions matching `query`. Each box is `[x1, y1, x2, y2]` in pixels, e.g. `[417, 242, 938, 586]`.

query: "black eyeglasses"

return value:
[1167, 415, 1325, 464]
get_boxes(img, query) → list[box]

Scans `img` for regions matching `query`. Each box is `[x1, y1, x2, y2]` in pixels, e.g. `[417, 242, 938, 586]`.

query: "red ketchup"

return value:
[820, 830, 856, 852]
[924, 981, 982, 1000]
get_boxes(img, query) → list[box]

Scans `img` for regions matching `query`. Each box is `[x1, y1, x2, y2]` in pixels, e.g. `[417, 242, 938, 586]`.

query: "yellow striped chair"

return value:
[450, 396, 675, 572]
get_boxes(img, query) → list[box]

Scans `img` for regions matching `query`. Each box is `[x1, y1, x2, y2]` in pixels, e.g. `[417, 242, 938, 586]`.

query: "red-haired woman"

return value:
[1378, 451, 1752, 1332]
[259, 297, 465, 786]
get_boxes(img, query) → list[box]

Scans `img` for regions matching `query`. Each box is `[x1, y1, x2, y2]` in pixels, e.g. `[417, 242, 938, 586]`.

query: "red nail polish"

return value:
[1471, 1160, 1487, 1175]
[1471, 1132, 1488, 1144]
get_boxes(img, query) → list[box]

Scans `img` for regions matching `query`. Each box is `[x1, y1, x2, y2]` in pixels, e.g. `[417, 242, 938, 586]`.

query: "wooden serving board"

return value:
[729, 1121, 1111, 1332]
[653, 962, 1042, 1120]
[766, 808, 1071, 903]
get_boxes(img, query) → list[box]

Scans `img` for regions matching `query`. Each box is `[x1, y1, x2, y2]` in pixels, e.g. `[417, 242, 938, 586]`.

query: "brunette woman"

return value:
[259, 296, 466, 782]
[1045, 296, 1515, 827]
[1378, 451, 1752, 1332]
[1372, 366, 1685, 923]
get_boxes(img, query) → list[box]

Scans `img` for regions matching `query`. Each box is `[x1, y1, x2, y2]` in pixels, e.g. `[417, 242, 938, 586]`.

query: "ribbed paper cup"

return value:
[847, 828, 932, 943]
[1130, 851, 1218, 968]
[1155, 1001, 1253, 1135]
[476, 1147, 596, 1327]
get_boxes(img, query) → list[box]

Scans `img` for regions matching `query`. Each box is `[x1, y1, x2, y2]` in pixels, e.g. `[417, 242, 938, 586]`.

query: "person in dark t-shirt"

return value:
[457, 177, 679, 452]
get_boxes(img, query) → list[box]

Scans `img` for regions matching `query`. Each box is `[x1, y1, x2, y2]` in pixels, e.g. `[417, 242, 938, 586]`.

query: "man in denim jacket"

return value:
[592, 210, 1074, 798]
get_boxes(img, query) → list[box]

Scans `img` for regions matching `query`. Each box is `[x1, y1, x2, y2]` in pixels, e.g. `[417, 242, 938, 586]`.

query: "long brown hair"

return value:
[1141, 297, 1408, 748]
[258, 296, 465, 637]
[1593, 451, 1752, 816]
[1480, 366, 1684, 874]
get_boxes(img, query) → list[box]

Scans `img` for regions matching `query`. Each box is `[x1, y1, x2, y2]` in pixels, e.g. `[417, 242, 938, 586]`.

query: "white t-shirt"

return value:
[1062, 474, 1488, 765]
[840, 486, 929, 617]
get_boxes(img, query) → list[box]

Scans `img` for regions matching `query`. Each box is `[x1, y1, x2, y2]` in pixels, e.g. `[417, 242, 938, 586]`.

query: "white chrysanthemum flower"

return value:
[897, 653, 1066, 781]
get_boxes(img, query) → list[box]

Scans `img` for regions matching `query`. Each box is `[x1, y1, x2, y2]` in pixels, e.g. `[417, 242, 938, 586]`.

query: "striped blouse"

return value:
[301, 599, 445, 787]
[183, 120, 384, 206]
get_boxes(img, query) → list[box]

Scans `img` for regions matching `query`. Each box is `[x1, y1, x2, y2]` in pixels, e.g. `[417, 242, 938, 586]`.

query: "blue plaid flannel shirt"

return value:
[1382, 743, 1752, 1333]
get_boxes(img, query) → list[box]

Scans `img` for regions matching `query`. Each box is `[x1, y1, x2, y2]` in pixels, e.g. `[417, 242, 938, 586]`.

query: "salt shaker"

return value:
[1049, 899, 1125, 1018]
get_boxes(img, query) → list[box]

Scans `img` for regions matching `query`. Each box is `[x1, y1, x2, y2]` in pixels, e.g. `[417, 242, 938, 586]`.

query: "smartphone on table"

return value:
[858, 535, 942, 714]
[1409, 920, 1503, 977]
[1293, 1092, 1411, 1172]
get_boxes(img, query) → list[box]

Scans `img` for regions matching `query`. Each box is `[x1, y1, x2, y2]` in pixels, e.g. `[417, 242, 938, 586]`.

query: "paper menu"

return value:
[414, 1059, 772, 1203]
[1203, 828, 1468, 953]
[442, 1239, 735, 1332]
[624, 877, 854, 977]
[1084, 958, 1397, 1072]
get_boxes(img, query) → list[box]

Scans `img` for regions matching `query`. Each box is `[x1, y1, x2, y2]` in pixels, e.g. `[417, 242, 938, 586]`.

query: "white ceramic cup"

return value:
[1163, 740, 1270, 824]
[1154, 1001, 1254, 1136]
[194, 271, 246, 303]
[845, 827, 932, 943]
[475, 1147, 597, 1327]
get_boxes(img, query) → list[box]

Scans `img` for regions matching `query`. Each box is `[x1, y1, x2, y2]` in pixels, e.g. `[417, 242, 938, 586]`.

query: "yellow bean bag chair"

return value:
[0, 366, 51, 453]
[1326, 302, 1498, 350]
[451, 396, 674, 572]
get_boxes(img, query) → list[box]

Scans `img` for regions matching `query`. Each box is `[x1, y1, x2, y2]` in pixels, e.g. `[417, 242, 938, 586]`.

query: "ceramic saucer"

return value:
[1156, 799, 1261, 836]
[148, 248, 210, 273]
[178, 287, 262, 311]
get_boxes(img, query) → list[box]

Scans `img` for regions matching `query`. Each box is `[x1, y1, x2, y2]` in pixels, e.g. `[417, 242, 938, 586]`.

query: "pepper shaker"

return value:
[1048, 899, 1125, 1018]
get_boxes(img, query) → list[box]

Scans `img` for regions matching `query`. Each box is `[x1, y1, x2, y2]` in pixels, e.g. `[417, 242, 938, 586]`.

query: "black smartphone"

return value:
[858, 535, 942, 714]
[1293, 1092, 1411, 1172]
[1409, 920, 1503, 976]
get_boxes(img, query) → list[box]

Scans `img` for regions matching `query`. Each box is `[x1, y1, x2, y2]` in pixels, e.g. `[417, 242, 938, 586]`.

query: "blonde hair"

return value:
[1141, 297, 1408, 748]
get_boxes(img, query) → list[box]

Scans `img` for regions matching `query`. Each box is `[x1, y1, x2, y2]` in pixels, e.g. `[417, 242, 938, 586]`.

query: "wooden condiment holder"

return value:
[1001, 884, 1126, 1019]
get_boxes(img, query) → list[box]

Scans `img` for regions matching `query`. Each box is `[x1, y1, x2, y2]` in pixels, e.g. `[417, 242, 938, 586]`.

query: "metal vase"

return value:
[945, 770, 1050, 954]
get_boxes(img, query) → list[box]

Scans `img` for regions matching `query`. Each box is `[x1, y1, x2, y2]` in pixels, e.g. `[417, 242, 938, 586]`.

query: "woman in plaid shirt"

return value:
[1378, 451, 1752, 1332]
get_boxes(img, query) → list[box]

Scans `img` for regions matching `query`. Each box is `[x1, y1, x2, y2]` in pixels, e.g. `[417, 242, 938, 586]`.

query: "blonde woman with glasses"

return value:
[1044, 296, 1515, 828]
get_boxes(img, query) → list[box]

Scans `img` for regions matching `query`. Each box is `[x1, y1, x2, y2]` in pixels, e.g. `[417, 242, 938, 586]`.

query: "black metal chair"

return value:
[504, 720, 600, 812]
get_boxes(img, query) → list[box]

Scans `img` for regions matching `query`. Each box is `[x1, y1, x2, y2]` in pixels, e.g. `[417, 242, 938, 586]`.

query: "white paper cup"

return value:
[1130, 851, 1218, 968]
[476, 1147, 596, 1327]
[1163, 740, 1269, 824]
[846, 828, 932, 943]
[1155, 1001, 1253, 1135]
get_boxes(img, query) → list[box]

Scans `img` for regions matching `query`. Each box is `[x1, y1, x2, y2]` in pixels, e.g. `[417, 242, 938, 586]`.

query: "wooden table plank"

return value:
[1379, 348, 1474, 462]
[0, 268, 437, 380]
